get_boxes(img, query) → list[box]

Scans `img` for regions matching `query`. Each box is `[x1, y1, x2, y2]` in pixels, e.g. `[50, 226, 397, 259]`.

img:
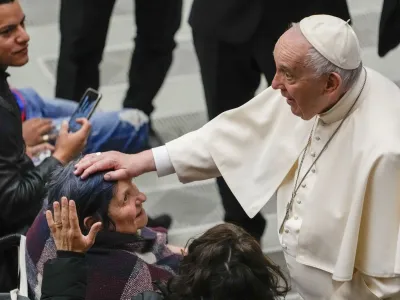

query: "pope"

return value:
[75, 15, 400, 299]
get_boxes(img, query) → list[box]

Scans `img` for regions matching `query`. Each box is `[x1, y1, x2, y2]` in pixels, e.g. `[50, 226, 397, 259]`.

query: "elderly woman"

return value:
[26, 161, 182, 300]
[39, 199, 289, 300]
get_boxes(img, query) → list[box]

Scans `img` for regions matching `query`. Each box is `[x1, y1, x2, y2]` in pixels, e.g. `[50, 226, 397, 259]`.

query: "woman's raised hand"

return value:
[46, 197, 102, 253]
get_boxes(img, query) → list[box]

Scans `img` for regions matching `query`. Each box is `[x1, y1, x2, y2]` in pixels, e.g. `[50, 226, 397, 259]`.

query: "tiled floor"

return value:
[8, 0, 400, 298]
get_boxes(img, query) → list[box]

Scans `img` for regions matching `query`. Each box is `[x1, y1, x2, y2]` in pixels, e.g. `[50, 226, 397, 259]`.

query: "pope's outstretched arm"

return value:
[74, 87, 279, 181]
[73, 126, 221, 182]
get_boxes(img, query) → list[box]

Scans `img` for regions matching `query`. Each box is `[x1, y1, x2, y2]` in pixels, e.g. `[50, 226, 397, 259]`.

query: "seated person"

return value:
[14, 87, 150, 159]
[166, 223, 289, 300]
[39, 199, 289, 300]
[26, 161, 182, 300]
[18, 88, 172, 229]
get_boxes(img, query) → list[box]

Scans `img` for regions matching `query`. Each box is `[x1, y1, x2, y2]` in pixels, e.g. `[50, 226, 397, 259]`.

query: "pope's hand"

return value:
[74, 150, 157, 180]
[46, 197, 101, 253]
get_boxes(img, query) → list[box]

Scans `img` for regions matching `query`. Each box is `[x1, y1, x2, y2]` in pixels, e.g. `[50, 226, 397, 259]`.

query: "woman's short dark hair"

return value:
[167, 223, 290, 300]
[46, 160, 117, 233]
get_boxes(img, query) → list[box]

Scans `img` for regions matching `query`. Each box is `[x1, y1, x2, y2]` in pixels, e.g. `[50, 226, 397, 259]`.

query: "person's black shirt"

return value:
[0, 69, 62, 291]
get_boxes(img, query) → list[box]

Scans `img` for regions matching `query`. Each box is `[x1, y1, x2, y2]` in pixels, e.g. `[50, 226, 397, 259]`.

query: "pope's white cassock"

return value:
[152, 15, 400, 299]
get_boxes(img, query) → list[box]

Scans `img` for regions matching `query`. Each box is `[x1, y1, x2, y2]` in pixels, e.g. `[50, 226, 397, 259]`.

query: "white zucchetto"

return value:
[299, 14, 362, 70]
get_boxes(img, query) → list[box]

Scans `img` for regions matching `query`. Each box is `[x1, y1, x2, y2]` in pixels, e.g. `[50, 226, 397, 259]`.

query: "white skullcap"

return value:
[299, 14, 361, 70]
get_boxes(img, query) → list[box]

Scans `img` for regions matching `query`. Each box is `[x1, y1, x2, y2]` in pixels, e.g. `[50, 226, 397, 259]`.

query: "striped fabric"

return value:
[26, 211, 181, 300]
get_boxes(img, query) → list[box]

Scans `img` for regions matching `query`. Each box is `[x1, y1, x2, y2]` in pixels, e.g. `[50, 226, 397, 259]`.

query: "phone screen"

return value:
[69, 89, 101, 132]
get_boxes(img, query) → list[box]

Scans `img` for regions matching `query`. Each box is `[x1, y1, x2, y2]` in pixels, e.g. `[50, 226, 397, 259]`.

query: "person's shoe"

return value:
[147, 214, 173, 230]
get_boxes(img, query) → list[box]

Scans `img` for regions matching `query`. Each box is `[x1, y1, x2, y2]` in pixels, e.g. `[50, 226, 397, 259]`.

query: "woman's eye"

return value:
[124, 194, 128, 202]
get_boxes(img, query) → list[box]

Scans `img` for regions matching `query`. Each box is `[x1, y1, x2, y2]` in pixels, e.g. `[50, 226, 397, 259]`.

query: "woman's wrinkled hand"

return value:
[46, 197, 102, 253]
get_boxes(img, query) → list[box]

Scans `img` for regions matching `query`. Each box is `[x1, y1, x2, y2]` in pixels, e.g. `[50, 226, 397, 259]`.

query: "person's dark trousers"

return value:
[123, 0, 182, 117]
[56, 0, 182, 109]
[192, 29, 278, 242]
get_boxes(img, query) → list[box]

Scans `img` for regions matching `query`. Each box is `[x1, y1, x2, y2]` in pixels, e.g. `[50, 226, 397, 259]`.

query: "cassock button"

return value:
[311, 152, 316, 157]
[297, 199, 302, 204]
[284, 229, 289, 234]
[301, 183, 307, 188]
[282, 244, 288, 250]
[311, 169, 316, 173]
[294, 215, 299, 220]
[315, 136, 320, 141]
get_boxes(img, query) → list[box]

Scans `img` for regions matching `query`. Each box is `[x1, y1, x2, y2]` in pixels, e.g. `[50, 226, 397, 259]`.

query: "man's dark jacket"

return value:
[0, 70, 61, 292]
[379, 0, 400, 57]
[189, 0, 352, 43]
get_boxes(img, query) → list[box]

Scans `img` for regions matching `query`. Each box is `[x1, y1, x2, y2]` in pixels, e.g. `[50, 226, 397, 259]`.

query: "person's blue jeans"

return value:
[18, 88, 149, 155]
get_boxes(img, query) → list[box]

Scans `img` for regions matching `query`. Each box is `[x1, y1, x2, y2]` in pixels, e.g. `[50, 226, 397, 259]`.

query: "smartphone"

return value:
[68, 88, 102, 132]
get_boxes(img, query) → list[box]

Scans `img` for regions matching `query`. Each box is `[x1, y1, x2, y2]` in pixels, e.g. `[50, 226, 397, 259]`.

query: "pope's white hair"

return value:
[291, 22, 363, 91]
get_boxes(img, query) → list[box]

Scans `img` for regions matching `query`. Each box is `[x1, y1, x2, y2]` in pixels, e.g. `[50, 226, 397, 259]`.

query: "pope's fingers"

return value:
[74, 154, 103, 175]
[74, 154, 92, 169]
[80, 159, 115, 179]
[104, 169, 132, 181]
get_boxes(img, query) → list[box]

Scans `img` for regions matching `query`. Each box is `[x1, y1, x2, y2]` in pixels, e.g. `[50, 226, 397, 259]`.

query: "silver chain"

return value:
[279, 68, 367, 233]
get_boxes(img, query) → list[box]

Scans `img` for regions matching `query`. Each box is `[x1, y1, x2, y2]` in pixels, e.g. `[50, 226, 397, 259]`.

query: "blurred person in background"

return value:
[16, 87, 149, 162]
[0, 0, 91, 291]
[378, 0, 400, 57]
[188, 0, 352, 242]
[55, 0, 182, 148]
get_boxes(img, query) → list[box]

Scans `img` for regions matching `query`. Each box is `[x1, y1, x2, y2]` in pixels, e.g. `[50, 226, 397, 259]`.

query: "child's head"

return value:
[168, 223, 289, 300]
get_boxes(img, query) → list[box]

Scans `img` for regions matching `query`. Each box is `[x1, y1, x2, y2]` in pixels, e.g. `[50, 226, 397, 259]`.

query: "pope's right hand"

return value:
[74, 150, 156, 180]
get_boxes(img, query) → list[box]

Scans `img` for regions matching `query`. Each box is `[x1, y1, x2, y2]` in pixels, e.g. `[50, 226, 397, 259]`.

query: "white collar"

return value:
[319, 68, 367, 124]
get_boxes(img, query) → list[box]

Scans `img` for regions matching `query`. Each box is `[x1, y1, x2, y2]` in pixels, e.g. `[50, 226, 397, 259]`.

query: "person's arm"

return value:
[74, 87, 280, 183]
[41, 198, 101, 300]
[151, 131, 222, 182]
[151, 146, 175, 177]
[0, 114, 90, 232]
[74, 130, 221, 183]
[164, 129, 221, 183]
[0, 146, 62, 233]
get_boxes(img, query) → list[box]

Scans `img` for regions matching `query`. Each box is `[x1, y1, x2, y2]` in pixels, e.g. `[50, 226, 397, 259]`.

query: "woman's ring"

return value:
[42, 134, 49, 142]
[96, 152, 101, 156]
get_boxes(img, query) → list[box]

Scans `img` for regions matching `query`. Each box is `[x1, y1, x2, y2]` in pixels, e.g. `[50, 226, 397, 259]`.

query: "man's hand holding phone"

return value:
[52, 118, 91, 165]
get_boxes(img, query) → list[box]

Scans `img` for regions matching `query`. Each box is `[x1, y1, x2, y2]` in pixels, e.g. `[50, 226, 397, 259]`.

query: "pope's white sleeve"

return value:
[152, 146, 176, 177]
[165, 130, 221, 183]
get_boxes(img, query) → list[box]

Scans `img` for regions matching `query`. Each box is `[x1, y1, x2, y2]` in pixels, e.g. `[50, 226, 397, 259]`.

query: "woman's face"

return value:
[107, 180, 148, 234]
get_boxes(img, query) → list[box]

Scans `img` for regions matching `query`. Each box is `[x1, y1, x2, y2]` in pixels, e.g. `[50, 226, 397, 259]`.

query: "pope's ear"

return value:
[325, 72, 342, 94]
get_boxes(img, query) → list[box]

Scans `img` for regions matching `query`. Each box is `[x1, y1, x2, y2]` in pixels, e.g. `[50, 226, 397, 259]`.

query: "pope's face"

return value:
[271, 28, 330, 120]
